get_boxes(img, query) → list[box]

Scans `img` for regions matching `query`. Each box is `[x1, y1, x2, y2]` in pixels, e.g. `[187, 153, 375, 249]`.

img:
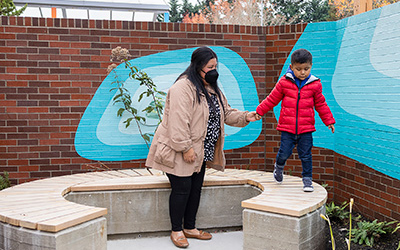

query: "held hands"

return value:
[246, 111, 263, 122]
[328, 124, 335, 133]
[183, 148, 197, 163]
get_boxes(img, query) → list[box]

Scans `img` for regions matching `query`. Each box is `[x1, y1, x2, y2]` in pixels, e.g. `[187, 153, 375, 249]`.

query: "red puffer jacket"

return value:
[256, 74, 335, 135]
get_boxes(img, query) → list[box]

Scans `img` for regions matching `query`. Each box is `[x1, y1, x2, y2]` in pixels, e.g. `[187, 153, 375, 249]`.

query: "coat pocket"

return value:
[154, 142, 176, 168]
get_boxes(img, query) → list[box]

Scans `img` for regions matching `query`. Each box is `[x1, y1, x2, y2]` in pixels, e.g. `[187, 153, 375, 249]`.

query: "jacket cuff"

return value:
[170, 139, 193, 153]
[243, 111, 250, 125]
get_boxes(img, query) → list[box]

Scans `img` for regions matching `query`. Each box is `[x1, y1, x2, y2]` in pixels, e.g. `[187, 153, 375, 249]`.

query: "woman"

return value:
[146, 46, 258, 248]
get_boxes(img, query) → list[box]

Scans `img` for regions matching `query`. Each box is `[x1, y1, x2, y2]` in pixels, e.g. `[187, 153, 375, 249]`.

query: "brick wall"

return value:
[334, 154, 400, 222]
[0, 16, 270, 184]
[0, 15, 398, 222]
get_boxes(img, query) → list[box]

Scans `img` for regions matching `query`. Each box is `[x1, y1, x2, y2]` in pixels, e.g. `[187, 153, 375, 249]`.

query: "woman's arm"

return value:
[166, 80, 194, 152]
[220, 93, 251, 127]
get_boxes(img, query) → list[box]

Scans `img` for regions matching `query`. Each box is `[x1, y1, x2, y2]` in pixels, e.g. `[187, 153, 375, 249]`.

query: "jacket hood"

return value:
[285, 67, 319, 86]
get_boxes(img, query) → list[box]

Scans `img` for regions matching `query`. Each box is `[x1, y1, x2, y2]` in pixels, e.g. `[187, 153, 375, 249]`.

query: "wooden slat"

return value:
[19, 204, 106, 231]
[116, 169, 142, 177]
[147, 169, 165, 176]
[37, 207, 107, 232]
[4, 201, 79, 226]
[116, 169, 141, 177]
[71, 175, 170, 192]
[203, 176, 248, 186]
[132, 168, 153, 176]
[0, 168, 327, 234]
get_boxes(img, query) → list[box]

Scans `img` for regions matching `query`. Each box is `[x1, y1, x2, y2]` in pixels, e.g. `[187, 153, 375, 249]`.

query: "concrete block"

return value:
[65, 185, 260, 235]
[56, 217, 107, 250]
[0, 217, 106, 250]
[243, 206, 326, 250]
[197, 185, 260, 229]
[66, 189, 171, 234]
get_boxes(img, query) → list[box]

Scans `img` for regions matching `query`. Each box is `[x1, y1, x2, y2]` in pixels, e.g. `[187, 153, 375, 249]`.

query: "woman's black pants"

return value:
[166, 162, 206, 232]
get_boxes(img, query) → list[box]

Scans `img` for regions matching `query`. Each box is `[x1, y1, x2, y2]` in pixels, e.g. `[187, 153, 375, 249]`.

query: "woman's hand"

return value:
[246, 111, 262, 122]
[183, 148, 197, 163]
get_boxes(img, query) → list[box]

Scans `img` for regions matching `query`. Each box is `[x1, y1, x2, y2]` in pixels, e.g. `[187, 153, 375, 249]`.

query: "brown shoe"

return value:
[170, 233, 189, 248]
[183, 229, 212, 240]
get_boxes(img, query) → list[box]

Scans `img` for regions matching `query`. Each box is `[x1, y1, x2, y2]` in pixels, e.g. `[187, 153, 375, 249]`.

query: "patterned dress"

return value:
[203, 93, 221, 162]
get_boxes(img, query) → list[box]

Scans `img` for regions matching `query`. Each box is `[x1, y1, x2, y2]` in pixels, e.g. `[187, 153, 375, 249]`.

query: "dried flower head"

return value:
[107, 63, 118, 74]
[349, 198, 354, 213]
[110, 46, 131, 62]
[320, 214, 329, 222]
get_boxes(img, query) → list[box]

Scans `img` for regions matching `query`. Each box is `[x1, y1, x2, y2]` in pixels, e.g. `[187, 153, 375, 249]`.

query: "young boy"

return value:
[256, 48, 335, 192]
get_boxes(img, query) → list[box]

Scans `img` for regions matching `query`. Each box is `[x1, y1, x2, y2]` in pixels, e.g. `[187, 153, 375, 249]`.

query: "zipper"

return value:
[287, 73, 318, 135]
[295, 87, 300, 135]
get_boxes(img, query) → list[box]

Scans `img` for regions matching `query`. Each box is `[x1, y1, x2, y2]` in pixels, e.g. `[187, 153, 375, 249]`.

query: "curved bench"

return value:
[0, 168, 327, 250]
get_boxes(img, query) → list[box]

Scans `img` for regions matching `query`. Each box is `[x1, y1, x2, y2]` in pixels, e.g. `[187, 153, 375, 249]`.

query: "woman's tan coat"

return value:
[145, 77, 250, 177]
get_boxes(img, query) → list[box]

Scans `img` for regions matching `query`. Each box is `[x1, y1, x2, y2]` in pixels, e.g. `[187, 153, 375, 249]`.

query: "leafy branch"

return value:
[108, 47, 166, 148]
[0, 0, 27, 16]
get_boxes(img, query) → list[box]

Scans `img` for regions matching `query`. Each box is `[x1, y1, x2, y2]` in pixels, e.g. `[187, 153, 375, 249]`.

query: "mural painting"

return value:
[279, 2, 400, 179]
[75, 46, 262, 161]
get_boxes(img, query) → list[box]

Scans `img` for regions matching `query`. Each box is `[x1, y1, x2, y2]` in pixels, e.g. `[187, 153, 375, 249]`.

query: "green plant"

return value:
[325, 201, 350, 221]
[0, 171, 11, 190]
[347, 198, 354, 250]
[108, 47, 166, 148]
[351, 219, 398, 247]
[392, 222, 400, 250]
[321, 213, 335, 250]
[1, 0, 27, 16]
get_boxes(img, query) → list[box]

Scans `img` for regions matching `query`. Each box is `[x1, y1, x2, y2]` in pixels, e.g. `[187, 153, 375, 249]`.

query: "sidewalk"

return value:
[108, 231, 243, 250]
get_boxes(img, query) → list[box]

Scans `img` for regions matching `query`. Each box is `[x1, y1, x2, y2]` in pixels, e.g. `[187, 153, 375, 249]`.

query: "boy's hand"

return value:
[255, 113, 263, 120]
[328, 124, 335, 133]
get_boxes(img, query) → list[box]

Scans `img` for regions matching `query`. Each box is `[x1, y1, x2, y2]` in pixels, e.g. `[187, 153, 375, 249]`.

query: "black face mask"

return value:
[203, 69, 219, 85]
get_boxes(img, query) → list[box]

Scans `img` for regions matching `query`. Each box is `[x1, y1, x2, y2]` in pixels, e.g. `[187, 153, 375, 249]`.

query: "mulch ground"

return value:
[324, 213, 400, 250]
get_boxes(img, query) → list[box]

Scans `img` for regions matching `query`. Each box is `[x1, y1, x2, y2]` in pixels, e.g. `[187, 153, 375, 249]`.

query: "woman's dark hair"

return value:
[176, 46, 224, 111]
[291, 48, 312, 65]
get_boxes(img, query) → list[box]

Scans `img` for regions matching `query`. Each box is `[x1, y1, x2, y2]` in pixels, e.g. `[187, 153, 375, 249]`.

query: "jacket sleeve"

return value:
[220, 93, 249, 127]
[256, 80, 284, 116]
[314, 82, 335, 126]
[165, 81, 194, 152]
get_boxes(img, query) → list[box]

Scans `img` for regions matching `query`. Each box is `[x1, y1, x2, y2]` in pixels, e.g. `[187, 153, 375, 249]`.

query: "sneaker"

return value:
[303, 178, 314, 192]
[273, 163, 283, 184]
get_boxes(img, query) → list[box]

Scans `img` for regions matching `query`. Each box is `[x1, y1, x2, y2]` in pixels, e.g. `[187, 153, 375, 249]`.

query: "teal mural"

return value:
[278, 2, 400, 179]
[75, 46, 262, 161]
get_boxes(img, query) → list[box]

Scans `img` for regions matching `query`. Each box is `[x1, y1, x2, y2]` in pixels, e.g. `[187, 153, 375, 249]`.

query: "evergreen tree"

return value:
[270, 0, 303, 22]
[169, 0, 181, 22]
[181, 0, 193, 18]
[0, 0, 27, 16]
[270, 0, 331, 23]
[302, 0, 331, 23]
[196, 0, 214, 13]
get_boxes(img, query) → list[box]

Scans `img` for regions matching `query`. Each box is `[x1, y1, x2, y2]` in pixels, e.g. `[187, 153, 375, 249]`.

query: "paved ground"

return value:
[108, 231, 243, 250]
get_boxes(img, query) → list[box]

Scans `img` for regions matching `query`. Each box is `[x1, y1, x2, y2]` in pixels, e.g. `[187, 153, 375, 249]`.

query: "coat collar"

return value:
[205, 84, 217, 95]
[285, 67, 319, 86]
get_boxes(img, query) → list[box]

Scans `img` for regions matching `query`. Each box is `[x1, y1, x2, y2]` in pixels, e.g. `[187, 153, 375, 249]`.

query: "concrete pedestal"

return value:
[0, 217, 106, 250]
[242, 206, 326, 250]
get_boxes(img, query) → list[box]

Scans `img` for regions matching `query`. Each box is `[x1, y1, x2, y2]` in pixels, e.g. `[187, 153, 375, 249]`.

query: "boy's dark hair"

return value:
[291, 49, 312, 65]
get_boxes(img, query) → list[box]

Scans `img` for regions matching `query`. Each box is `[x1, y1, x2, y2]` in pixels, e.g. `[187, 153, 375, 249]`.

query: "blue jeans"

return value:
[275, 131, 313, 178]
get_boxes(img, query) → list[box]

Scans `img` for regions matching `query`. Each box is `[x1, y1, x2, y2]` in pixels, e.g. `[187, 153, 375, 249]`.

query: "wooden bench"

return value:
[0, 168, 327, 250]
